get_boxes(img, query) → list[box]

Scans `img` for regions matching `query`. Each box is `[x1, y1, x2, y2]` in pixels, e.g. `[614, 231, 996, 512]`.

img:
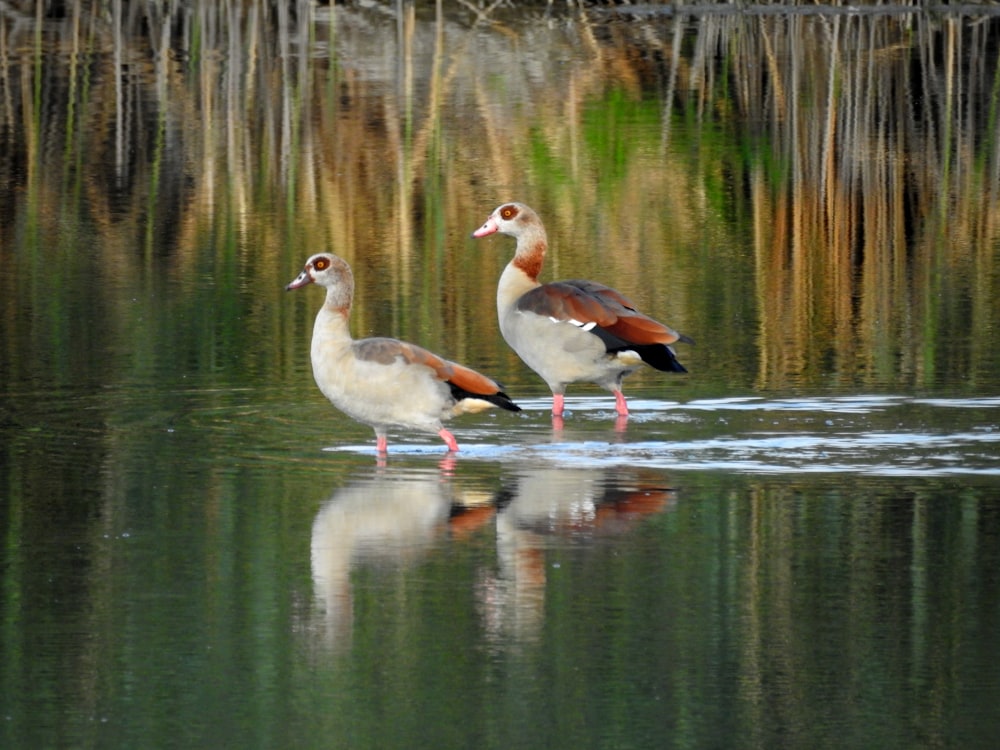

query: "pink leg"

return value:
[438, 428, 459, 452]
[613, 390, 629, 417]
[375, 434, 388, 454]
[552, 393, 565, 417]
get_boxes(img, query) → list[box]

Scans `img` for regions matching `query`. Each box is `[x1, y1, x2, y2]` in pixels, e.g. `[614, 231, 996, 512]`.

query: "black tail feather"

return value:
[632, 343, 688, 373]
[595, 327, 693, 373]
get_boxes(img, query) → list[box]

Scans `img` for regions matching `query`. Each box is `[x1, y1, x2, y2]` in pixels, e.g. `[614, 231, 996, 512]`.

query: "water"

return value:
[340, 395, 1000, 477]
[4, 383, 998, 747]
[3, 2, 1000, 748]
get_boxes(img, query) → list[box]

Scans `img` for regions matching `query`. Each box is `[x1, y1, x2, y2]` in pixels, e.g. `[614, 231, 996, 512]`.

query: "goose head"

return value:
[286, 253, 354, 292]
[471, 202, 543, 240]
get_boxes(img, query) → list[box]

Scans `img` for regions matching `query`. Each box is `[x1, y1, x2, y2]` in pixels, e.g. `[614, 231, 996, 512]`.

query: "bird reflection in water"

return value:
[309, 467, 494, 650]
[475, 466, 677, 647]
[307, 464, 676, 653]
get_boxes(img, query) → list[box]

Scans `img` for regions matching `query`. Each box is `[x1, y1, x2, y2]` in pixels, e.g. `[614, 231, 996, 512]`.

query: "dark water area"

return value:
[3, 2, 1000, 748]
[4, 382, 999, 748]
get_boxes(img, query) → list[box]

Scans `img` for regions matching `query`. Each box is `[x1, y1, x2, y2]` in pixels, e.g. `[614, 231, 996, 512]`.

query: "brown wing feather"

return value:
[563, 279, 637, 310]
[355, 338, 505, 396]
[517, 281, 688, 346]
[395, 341, 455, 380]
[604, 314, 687, 345]
[516, 282, 619, 326]
[444, 361, 506, 396]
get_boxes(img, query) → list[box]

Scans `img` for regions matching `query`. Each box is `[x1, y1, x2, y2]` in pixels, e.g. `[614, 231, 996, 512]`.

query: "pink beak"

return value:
[471, 216, 499, 238]
[285, 269, 313, 290]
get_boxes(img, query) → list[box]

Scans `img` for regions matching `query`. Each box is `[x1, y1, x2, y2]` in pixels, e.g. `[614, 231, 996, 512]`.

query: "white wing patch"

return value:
[550, 316, 597, 331]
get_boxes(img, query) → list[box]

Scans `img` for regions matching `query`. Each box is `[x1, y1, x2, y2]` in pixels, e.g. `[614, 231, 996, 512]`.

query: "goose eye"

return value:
[313, 257, 329, 271]
[500, 205, 517, 220]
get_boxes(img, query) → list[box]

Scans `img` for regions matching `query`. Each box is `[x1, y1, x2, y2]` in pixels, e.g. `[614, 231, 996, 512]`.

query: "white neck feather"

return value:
[497, 261, 540, 317]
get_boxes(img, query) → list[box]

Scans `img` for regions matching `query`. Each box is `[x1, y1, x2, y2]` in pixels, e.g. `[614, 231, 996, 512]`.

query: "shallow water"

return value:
[4, 380, 1000, 748]
[334, 394, 1000, 477]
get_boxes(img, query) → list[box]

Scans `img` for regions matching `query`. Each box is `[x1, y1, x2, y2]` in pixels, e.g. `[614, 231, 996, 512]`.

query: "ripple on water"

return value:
[321, 395, 1000, 477]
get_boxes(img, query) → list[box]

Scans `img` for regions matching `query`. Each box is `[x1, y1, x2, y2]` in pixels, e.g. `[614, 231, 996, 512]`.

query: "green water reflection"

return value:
[4, 436, 999, 748]
[2, 2, 1000, 748]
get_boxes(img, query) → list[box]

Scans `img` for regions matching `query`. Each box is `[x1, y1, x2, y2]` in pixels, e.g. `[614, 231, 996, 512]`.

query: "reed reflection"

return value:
[477, 466, 677, 646]
[4, 4, 999, 400]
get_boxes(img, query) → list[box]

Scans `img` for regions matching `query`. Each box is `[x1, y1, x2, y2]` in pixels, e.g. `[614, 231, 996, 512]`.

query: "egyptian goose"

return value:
[471, 202, 692, 418]
[287, 253, 520, 453]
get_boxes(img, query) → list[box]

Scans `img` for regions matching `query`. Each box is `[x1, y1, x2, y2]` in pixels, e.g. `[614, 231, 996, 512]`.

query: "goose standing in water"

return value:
[287, 253, 520, 453]
[471, 202, 692, 420]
